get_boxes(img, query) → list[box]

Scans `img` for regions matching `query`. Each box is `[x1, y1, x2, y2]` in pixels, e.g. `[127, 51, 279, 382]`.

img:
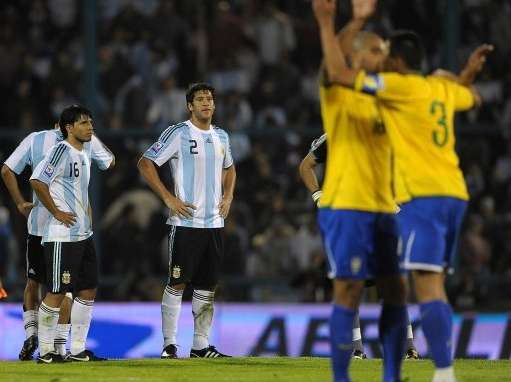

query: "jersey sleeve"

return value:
[309, 134, 327, 164]
[354, 71, 423, 101]
[450, 82, 475, 111]
[142, 125, 181, 167]
[90, 135, 114, 170]
[3, 133, 34, 174]
[30, 143, 68, 185]
[222, 132, 234, 169]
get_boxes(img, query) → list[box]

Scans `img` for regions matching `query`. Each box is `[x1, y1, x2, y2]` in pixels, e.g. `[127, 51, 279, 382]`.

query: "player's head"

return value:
[186, 82, 216, 122]
[59, 104, 94, 143]
[385, 30, 424, 73]
[349, 31, 388, 72]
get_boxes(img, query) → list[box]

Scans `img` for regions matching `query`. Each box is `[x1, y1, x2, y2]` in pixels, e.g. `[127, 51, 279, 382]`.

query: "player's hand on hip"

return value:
[54, 210, 77, 227]
[352, 0, 377, 21]
[167, 197, 196, 219]
[313, 0, 337, 23]
[219, 196, 233, 219]
[17, 202, 34, 218]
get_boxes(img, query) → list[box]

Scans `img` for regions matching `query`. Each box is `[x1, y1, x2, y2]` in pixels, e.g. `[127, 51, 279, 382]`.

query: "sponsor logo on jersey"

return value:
[44, 164, 55, 177]
[62, 271, 71, 285]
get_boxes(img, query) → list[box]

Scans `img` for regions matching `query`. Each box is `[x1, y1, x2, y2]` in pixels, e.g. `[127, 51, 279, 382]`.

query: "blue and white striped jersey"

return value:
[5, 129, 113, 237]
[143, 120, 234, 228]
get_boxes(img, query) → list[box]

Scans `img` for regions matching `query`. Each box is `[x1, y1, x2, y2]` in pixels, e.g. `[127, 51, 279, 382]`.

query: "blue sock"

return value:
[420, 300, 453, 368]
[330, 304, 356, 382]
[379, 304, 407, 382]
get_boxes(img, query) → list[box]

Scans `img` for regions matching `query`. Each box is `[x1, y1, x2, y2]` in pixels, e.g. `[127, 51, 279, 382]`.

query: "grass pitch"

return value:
[0, 357, 509, 382]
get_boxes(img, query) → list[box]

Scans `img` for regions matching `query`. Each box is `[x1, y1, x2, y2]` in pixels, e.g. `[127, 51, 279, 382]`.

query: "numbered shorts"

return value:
[167, 226, 224, 289]
[43, 237, 98, 293]
[317, 208, 401, 280]
[398, 197, 467, 273]
[26, 235, 46, 283]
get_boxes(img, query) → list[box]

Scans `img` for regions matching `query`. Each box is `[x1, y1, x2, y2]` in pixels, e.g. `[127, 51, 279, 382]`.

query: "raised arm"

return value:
[336, 0, 376, 55]
[313, 0, 361, 86]
[137, 157, 195, 219]
[1, 165, 33, 218]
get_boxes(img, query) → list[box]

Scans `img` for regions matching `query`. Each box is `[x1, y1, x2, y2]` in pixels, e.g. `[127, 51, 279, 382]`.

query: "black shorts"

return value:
[167, 226, 224, 289]
[26, 235, 46, 283]
[43, 237, 98, 294]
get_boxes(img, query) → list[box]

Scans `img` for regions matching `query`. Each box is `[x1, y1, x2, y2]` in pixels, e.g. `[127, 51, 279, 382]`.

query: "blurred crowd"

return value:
[1, 0, 511, 308]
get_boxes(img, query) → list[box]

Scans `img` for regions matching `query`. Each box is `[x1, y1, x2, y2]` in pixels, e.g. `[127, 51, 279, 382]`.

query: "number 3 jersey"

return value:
[5, 129, 113, 238]
[355, 71, 475, 202]
[30, 140, 97, 242]
[143, 120, 233, 229]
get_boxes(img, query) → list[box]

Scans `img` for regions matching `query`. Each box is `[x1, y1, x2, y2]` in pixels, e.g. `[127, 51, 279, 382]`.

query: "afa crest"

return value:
[44, 164, 55, 177]
[172, 266, 181, 279]
[62, 271, 71, 285]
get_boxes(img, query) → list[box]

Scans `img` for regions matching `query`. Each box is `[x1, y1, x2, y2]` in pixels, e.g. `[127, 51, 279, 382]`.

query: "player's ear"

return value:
[187, 102, 193, 113]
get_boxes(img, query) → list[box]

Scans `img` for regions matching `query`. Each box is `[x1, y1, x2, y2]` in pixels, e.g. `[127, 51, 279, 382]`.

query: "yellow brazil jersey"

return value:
[354, 72, 475, 203]
[319, 84, 397, 213]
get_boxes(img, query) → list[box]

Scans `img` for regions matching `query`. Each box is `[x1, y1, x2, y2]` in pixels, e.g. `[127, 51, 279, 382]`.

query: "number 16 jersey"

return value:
[30, 140, 92, 243]
[355, 72, 475, 203]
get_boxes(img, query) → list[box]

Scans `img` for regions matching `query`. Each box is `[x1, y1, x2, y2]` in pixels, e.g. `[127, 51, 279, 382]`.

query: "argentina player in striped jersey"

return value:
[29, 105, 111, 363]
[138, 83, 236, 359]
[2, 115, 114, 360]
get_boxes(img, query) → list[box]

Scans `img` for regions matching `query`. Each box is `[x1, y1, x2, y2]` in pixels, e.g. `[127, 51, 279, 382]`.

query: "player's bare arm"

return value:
[313, 0, 362, 86]
[29, 179, 76, 227]
[299, 153, 322, 202]
[336, 0, 376, 54]
[137, 157, 196, 219]
[1, 164, 34, 218]
[219, 165, 236, 219]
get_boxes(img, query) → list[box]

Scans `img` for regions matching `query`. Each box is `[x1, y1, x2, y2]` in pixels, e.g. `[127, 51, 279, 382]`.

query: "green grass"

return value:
[0, 358, 509, 382]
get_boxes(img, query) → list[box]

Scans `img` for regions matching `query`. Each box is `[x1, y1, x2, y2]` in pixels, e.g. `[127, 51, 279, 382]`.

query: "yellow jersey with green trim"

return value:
[318, 85, 397, 213]
[354, 72, 475, 202]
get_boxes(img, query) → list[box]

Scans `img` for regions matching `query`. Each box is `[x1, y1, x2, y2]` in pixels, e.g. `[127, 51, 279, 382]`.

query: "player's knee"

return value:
[332, 279, 364, 309]
[168, 283, 186, 291]
[412, 271, 446, 303]
[25, 279, 39, 295]
[77, 288, 97, 301]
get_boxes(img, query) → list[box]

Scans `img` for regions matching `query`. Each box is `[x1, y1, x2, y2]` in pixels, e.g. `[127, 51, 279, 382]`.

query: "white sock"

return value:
[162, 286, 183, 347]
[432, 366, 456, 382]
[352, 327, 362, 342]
[38, 303, 60, 356]
[70, 298, 94, 355]
[192, 290, 214, 350]
[407, 324, 414, 340]
[55, 324, 71, 356]
[23, 309, 38, 339]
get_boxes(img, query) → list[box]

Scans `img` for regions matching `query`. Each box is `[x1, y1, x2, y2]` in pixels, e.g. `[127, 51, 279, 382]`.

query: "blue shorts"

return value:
[317, 208, 400, 280]
[397, 197, 467, 273]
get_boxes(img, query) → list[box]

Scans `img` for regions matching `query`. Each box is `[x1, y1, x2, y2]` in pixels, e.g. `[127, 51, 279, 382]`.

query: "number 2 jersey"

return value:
[355, 72, 475, 202]
[143, 120, 234, 228]
[27, 137, 113, 242]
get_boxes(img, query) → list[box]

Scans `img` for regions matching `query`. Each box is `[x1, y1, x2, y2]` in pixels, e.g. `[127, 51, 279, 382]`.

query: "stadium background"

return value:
[0, 0, 510, 360]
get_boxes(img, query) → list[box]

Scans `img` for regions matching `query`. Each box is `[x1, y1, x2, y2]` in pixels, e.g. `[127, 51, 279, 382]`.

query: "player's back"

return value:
[362, 73, 475, 202]
[319, 85, 396, 213]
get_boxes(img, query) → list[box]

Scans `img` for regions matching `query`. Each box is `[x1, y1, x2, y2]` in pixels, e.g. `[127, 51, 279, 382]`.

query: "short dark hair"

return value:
[186, 83, 215, 104]
[389, 30, 424, 71]
[58, 104, 92, 138]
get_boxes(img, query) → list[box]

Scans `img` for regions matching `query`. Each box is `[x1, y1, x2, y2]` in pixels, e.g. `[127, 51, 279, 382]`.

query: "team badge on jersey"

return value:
[62, 271, 71, 285]
[151, 141, 164, 154]
[44, 164, 55, 177]
[172, 266, 181, 279]
[351, 257, 362, 275]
